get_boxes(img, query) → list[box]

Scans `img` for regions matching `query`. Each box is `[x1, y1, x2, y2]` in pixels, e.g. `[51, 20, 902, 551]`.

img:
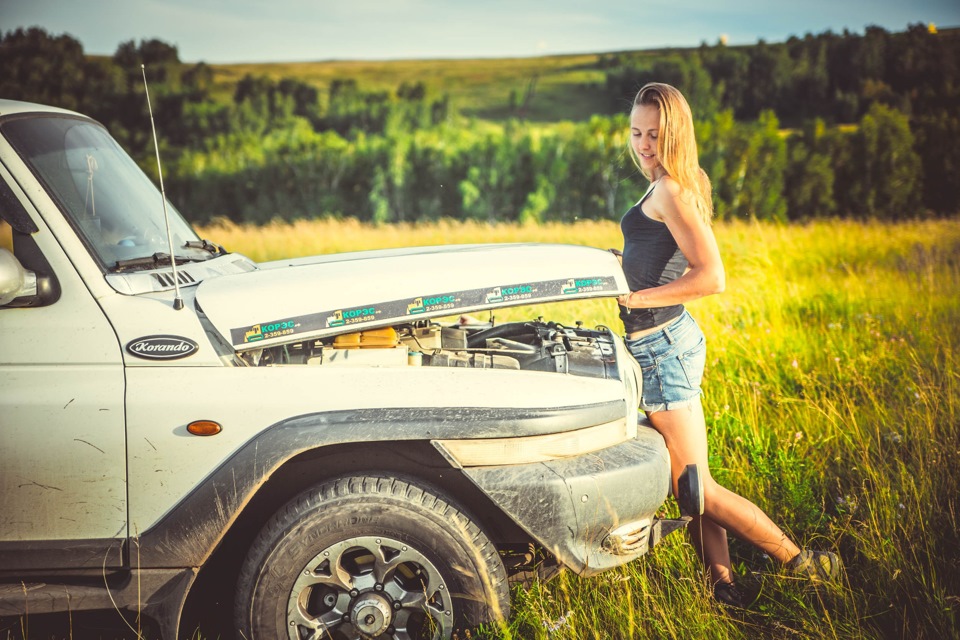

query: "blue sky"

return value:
[3, 0, 958, 63]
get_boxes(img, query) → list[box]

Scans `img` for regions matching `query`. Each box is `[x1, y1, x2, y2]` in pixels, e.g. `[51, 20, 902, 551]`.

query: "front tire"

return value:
[235, 475, 509, 639]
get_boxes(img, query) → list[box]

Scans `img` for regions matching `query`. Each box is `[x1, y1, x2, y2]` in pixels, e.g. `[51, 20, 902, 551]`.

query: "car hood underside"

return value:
[195, 243, 629, 352]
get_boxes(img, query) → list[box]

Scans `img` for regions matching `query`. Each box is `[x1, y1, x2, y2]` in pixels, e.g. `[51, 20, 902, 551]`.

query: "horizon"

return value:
[3, 0, 959, 65]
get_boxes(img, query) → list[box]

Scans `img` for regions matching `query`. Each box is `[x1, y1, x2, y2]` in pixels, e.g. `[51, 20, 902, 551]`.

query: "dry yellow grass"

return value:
[199, 216, 619, 259]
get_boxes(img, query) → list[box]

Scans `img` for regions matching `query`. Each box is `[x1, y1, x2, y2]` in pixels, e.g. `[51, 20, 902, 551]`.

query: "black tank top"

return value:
[619, 184, 688, 333]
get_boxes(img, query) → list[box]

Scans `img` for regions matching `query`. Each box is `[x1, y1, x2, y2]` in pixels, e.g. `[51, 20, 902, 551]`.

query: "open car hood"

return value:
[195, 243, 628, 351]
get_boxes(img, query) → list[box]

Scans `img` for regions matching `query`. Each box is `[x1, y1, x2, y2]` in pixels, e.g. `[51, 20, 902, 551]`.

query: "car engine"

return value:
[239, 319, 620, 380]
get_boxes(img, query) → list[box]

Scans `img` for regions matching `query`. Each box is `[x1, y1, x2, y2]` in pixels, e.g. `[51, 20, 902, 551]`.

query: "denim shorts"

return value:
[625, 310, 706, 413]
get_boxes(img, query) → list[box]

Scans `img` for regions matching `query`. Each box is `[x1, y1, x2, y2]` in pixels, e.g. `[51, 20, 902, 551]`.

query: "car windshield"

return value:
[1, 115, 207, 270]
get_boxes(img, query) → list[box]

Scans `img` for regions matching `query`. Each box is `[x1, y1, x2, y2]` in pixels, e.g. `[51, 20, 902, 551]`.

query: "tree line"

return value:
[1, 24, 956, 224]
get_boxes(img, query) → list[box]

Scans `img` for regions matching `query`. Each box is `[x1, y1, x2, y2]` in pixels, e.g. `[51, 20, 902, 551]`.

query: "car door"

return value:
[0, 161, 127, 571]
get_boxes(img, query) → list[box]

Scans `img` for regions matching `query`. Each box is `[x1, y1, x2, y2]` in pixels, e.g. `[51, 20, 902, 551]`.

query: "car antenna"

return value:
[141, 64, 184, 311]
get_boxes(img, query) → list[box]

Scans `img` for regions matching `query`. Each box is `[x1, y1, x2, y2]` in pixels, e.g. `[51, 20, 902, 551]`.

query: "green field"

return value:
[201, 216, 960, 639]
[210, 50, 664, 121]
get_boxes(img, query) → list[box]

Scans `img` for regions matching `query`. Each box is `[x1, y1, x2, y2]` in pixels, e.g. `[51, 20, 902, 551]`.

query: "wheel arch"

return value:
[177, 440, 529, 639]
[214, 438, 530, 551]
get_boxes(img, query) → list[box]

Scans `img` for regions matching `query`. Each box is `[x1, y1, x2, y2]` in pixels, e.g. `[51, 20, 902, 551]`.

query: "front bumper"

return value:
[461, 424, 671, 577]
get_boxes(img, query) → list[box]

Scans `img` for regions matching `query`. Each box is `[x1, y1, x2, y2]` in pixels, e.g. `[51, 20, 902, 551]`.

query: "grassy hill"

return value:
[210, 50, 666, 122]
[206, 26, 960, 124]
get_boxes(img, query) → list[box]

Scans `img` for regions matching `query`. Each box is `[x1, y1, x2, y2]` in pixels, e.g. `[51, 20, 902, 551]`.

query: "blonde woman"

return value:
[615, 82, 840, 607]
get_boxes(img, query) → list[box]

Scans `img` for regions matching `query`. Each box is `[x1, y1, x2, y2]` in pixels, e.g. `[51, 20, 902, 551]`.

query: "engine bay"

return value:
[239, 318, 621, 380]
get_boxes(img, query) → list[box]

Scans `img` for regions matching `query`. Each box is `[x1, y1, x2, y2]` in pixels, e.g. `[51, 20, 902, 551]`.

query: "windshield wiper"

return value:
[114, 252, 206, 272]
[184, 239, 227, 255]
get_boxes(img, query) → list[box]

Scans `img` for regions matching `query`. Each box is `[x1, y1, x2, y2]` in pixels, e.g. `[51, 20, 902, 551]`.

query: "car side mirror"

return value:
[0, 248, 51, 307]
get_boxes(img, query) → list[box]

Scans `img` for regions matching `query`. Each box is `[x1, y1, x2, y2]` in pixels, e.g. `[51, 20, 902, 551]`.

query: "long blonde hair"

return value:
[631, 82, 714, 223]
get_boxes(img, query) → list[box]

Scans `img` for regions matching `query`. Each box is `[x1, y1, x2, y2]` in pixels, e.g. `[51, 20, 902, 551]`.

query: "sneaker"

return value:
[713, 581, 748, 609]
[787, 549, 842, 582]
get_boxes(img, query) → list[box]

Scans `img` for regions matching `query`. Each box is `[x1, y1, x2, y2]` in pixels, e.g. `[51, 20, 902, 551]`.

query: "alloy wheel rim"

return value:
[286, 534, 453, 639]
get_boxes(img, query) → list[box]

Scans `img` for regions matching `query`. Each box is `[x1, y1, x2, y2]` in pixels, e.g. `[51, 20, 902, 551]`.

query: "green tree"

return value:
[697, 109, 734, 219]
[913, 108, 960, 213]
[700, 44, 750, 117]
[456, 126, 528, 221]
[0, 27, 102, 112]
[703, 110, 786, 220]
[784, 119, 837, 219]
[605, 55, 718, 118]
[842, 104, 922, 218]
[739, 110, 788, 220]
[278, 78, 320, 122]
[742, 41, 791, 120]
[781, 35, 830, 122]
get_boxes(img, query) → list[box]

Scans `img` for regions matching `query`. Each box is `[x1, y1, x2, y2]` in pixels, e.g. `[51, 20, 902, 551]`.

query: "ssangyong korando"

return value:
[0, 99, 701, 640]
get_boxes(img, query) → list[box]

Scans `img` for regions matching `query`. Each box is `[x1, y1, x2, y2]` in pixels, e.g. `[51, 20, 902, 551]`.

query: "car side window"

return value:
[0, 218, 11, 253]
[1, 175, 40, 257]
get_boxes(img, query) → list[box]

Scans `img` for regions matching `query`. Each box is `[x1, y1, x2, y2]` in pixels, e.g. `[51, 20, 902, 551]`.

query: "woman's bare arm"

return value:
[618, 177, 724, 309]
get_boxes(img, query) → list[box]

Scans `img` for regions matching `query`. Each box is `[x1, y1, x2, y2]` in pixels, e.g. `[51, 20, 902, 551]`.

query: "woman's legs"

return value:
[647, 399, 801, 584]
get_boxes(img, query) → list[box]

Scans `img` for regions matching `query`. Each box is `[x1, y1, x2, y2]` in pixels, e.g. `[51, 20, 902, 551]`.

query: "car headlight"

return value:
[433, 417, 635, 467]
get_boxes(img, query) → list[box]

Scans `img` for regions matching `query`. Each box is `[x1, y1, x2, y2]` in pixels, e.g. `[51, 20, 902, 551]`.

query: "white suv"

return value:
[0, 99, 697, 640]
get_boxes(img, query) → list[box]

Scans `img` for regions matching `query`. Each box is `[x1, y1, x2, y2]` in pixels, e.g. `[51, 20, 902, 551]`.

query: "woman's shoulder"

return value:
[657, 175, 684, 198]
[645, 176, 684, 220]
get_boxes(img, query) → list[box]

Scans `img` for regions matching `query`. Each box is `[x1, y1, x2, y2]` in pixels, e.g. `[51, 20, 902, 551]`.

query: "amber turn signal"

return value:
[187, 420, 222, 436]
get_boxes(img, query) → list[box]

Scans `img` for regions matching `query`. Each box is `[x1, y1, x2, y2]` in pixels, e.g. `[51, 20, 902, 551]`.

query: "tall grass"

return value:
[201, 216, 960, 639]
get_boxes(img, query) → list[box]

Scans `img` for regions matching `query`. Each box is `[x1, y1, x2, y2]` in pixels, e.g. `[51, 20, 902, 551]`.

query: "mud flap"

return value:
[677, 463, 705, 517]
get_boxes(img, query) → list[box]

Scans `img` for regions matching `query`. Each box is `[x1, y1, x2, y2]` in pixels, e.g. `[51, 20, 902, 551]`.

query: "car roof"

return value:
[0, 99, 84, 119]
